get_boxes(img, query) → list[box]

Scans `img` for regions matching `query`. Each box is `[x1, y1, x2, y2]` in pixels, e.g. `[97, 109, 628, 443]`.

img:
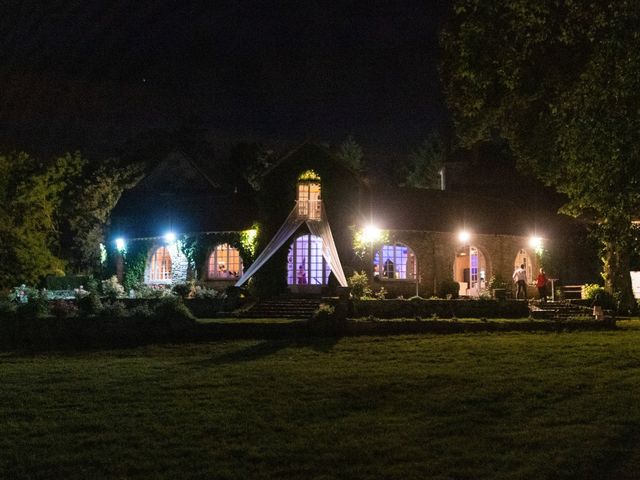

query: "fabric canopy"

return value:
[235, 201, 347, 287]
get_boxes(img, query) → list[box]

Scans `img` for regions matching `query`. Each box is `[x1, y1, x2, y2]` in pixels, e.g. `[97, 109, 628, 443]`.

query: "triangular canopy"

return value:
[235, 201, 347, 288]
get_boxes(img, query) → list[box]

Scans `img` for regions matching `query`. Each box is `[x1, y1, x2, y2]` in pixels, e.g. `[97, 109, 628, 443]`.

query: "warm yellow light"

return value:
[458, 230, 470, 243]
[362, 224, 382, 243]
[529, 236, 543, 250]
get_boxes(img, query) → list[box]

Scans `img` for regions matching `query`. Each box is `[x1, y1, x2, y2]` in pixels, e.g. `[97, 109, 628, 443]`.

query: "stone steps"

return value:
[529, 301, 592, 320]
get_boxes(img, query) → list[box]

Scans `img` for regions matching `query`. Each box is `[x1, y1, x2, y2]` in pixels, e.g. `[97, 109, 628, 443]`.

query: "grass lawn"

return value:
[3, 322, 640, 479]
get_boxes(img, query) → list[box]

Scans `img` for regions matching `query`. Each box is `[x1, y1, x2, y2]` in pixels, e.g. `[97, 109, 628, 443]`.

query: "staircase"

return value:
[529, 301, 592, 320]
[240, 298, 323, 319]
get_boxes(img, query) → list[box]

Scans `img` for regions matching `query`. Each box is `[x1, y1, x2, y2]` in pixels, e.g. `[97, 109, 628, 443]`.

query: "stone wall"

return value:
[377, 230, 540, 297]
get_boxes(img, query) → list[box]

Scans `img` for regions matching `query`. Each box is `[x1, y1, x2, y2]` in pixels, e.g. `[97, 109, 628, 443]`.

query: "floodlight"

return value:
[362, 224, 382, 243]
[115, 237, 126, 251]
[164, 231, 177, 243]
[458, 230, 470, 243]
[529, 236, 543, 250]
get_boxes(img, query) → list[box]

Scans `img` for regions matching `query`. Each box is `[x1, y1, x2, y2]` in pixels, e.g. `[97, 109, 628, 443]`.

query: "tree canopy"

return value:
[0, 152, 82, 287]
[441, 0, 640, 308]
[404, 132, 445, 189]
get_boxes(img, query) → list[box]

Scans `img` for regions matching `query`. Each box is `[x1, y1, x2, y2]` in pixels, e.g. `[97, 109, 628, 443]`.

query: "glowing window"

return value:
[373, 243, 417, 280]
[208, 244, 243, 279]
[297, 181, 322, 220]
[287, 234, 331, 285]
[149, 246, 172, 281]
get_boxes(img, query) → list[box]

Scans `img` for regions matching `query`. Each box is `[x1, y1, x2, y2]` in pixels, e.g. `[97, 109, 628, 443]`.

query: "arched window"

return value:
[287, 234, 331, 285]
[208, 244, 243, 279]
[373, 243, 417, 280]
[149, 246, 172, 281]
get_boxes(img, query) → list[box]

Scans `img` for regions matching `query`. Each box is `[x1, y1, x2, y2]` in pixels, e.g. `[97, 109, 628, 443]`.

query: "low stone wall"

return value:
[351, 298, 529, 319]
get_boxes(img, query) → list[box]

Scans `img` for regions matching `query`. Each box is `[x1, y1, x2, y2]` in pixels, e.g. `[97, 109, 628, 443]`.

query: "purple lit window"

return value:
[287, 234, 331, 285]
[373, 243, 417, 280]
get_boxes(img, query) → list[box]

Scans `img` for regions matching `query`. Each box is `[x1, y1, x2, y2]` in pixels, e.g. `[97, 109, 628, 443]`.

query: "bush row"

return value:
[351, 298, 529, 319]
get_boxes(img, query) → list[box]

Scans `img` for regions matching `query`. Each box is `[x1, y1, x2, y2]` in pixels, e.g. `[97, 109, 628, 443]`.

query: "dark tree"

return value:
[441, 0, 640, 309]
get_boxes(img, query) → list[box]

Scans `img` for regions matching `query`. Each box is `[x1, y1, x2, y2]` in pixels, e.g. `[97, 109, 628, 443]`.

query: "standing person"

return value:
[512, 264, 528, 300]
[536, 268, 548, 302]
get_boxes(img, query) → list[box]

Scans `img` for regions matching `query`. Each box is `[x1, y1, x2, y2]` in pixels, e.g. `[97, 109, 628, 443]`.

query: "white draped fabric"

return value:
[306, 206, 347, 287]
[235, 206, 303, 287]
[235, 201, 347, 287]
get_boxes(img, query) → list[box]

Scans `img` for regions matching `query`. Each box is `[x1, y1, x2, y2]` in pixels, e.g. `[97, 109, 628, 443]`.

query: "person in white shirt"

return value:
[512, 264, 527, 300]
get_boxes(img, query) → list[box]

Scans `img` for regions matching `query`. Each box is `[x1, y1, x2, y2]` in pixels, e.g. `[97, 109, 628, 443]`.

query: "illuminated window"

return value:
[297, 175, 322, 220]
[149, 246, 172, 281]
[287, 234, 331, 285]
[208, 244, 243, 279]
[373, 243, 417, 280]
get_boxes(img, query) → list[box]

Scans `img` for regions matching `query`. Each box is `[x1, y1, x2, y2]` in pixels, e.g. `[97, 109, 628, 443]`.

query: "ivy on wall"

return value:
[123, 239, 154, 291]
[181, 229, 257, 280]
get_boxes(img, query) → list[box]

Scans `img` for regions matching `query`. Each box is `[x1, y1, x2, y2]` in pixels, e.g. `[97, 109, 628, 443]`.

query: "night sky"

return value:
[1, 1, 450, 159]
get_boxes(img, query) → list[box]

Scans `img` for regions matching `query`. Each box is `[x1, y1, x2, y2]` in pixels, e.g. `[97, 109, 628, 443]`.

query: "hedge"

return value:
[351, 298, 529, 319]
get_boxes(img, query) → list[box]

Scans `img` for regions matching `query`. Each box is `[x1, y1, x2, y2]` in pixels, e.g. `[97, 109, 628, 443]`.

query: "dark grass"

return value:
[3, 324, 640, 479]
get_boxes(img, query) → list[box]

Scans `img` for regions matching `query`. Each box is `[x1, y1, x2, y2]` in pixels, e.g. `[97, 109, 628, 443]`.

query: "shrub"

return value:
[582, 284, 616, 309]
[309, 303, 342, 335]
[128, 303, 154, 319]
[437, 279, 460, 299]
[313, 303, 335, 320]
[154, 296, 196, 324]
[10, 285, 39, 304]
[193, 285, 224, 299]
[348, 271, 372, 300]
[101, 276, 125, 299]
[582, 283, 605, 300]
[100, 300, 127, 318]
[133, 283, 168, 299]
[0, 299, 17, 318]
[172, 281, 195, 299]
[16, 291, 49, 319]
[374, 287, 388, 300]
[77, 292, 103, 317]
[488, 275, 507, 291]
[49, 300, 78, 319]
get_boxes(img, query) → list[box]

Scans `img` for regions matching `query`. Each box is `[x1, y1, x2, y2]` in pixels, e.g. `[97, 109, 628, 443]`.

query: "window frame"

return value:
[207, 243, 243, 280]
[373, 242, 417, 281]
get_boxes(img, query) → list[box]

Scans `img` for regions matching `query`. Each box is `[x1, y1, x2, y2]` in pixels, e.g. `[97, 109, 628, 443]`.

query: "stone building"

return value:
[109, 143, 592, 297]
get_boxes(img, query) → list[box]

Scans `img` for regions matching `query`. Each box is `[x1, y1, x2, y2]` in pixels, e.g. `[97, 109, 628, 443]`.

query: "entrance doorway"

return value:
[454, 245, 487, 297]
[287, 234, 331, 293]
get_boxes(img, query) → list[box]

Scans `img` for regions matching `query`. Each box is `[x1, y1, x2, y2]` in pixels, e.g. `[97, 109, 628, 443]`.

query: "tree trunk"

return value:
[603, 241, 635, 312]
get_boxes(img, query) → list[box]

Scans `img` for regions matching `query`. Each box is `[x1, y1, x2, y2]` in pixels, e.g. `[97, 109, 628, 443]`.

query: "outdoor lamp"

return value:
[362, 224, 382, 244]
[458, 230, 470, 243]
[529, 236, 543, 250]
[164, 231, 177, 244]
[115, 237, 126, 251]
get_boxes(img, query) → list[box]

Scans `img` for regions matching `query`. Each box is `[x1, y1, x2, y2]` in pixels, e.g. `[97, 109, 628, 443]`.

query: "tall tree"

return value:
[405, 133, 445, 189]
[337, 135, 364, 173]
[62, 159, 144, 274]
[441, 0, 640, 309]
[0, 152, 83, 287]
